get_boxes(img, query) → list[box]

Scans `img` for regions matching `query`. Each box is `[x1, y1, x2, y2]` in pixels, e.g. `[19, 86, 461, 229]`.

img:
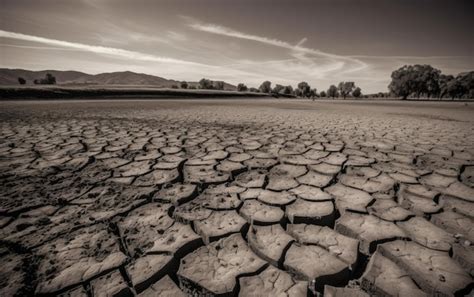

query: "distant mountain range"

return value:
[0, 68, 236, 90]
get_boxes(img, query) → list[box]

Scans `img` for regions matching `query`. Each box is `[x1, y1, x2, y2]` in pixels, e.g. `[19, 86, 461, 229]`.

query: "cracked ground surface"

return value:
[0, 99, 473, 297]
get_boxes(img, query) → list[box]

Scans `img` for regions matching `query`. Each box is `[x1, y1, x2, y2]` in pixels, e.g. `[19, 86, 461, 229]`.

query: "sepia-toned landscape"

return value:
[1, 0, 473, 297]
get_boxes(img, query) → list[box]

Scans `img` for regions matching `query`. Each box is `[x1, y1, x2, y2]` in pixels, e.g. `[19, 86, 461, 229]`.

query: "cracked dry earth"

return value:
[0, 99, 473, 297]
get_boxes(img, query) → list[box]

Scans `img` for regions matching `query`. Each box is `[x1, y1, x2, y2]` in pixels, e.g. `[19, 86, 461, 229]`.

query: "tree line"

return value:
[235, 80, 363, 99]
[389, 65, 473, 99]
[234, 64, 473, 100]
[16, 65, 473, 100]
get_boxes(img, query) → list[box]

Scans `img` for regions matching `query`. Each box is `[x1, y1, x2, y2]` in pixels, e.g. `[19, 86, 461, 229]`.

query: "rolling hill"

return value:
[0, 69, 89, 85]
[0, 68, 236, 90]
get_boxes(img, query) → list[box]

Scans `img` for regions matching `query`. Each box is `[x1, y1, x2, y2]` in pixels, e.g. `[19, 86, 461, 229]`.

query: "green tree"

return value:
[214, 81, 225, 90]
[389, 65, 441, 99]
[446, 78, 463, 100]
[283, 85, 294, 95]
[352, 87, 362, 98]
[338, 81, 355, 99]
[33, 73, 56, 85]
[259, 81, 272, 93]
[319, 90, 326, 98]
[180, 81, 188, 89]
[18, 77, 26, 85]
[44, 73, 56, 84]
[294, 88, 302, 97]
[249, 87, 259, 93]
[199, 78, 212, 89]
[237, 83, 248, 92]
[297, 81, 311, 98]
[272, 84, 285, 94]
[327, 85, 338, 98]
[456, 71, 474, 99]
[438, 74, 454, 99]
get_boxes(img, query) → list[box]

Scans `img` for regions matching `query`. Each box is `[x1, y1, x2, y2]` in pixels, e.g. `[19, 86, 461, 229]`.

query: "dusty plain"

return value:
[0, 99, 473, 296]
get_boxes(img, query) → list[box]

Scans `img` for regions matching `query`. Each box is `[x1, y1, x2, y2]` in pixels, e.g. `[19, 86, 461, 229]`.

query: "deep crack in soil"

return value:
[1, 99, 473, 296]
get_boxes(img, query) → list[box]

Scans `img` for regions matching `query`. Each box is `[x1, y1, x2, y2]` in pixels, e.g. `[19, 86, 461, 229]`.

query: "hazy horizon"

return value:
[1, 0, 473, 93]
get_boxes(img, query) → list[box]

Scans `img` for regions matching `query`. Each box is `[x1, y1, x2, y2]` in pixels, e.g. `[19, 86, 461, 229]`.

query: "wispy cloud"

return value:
[0, 43, 81, 51]
[0, 29, 202, 65]
[187, 19, 367, 74]
[0, 29, 272, 83]
[350, 55, 471, 60]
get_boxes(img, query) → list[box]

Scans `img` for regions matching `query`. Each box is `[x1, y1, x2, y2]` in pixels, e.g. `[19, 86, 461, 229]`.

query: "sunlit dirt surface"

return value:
[1, 99, 473, 296]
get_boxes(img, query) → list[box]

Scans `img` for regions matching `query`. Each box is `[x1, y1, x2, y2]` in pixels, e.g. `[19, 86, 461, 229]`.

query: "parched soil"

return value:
[0, 99, 473, 296]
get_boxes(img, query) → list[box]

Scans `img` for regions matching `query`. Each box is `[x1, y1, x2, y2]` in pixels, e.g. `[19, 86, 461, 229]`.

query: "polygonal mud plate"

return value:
[183, 165, 230, 184]
[153, 183, 197, 205]
[235, 170, 267, 188]
[126, 254, 175, 293]
[367, 199, 414, 222]
[284, 243, 351, 293]
[397, 217, 455, 251]
[247, 224, 294, 267]
[239, 199, 285, 225]
[257, 190, 297, 206]
[139, 275, 186, 297]
[117, 202, 178, 255]
[325, 184, 374, 214]
[287, 224, 358, 270]
[335, 212, 407, 254]
[239, 265, 308, 297]
[133, 168, 179, 186]
[194, 210, 247, 244]
[378, 240, 472, 296]
[286, 199, 335, 226]
[90, 270, 133, 297]
[360, 251, 426, 297]
[289, 185, 332, 201]
[35, 224, 127, 294]
[178, 234, 267, 296]
[0, 253, 28, 296]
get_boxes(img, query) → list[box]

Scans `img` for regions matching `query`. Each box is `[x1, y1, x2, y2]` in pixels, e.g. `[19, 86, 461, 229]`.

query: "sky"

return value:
[1, 0, 473, 93]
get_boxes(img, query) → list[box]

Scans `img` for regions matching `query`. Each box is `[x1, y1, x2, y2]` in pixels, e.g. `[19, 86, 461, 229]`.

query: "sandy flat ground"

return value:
[0, 99, 473, 296]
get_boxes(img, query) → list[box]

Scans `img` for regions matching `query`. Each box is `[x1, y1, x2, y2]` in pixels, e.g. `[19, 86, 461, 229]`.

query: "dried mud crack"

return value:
[0, 99, 473, 297]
